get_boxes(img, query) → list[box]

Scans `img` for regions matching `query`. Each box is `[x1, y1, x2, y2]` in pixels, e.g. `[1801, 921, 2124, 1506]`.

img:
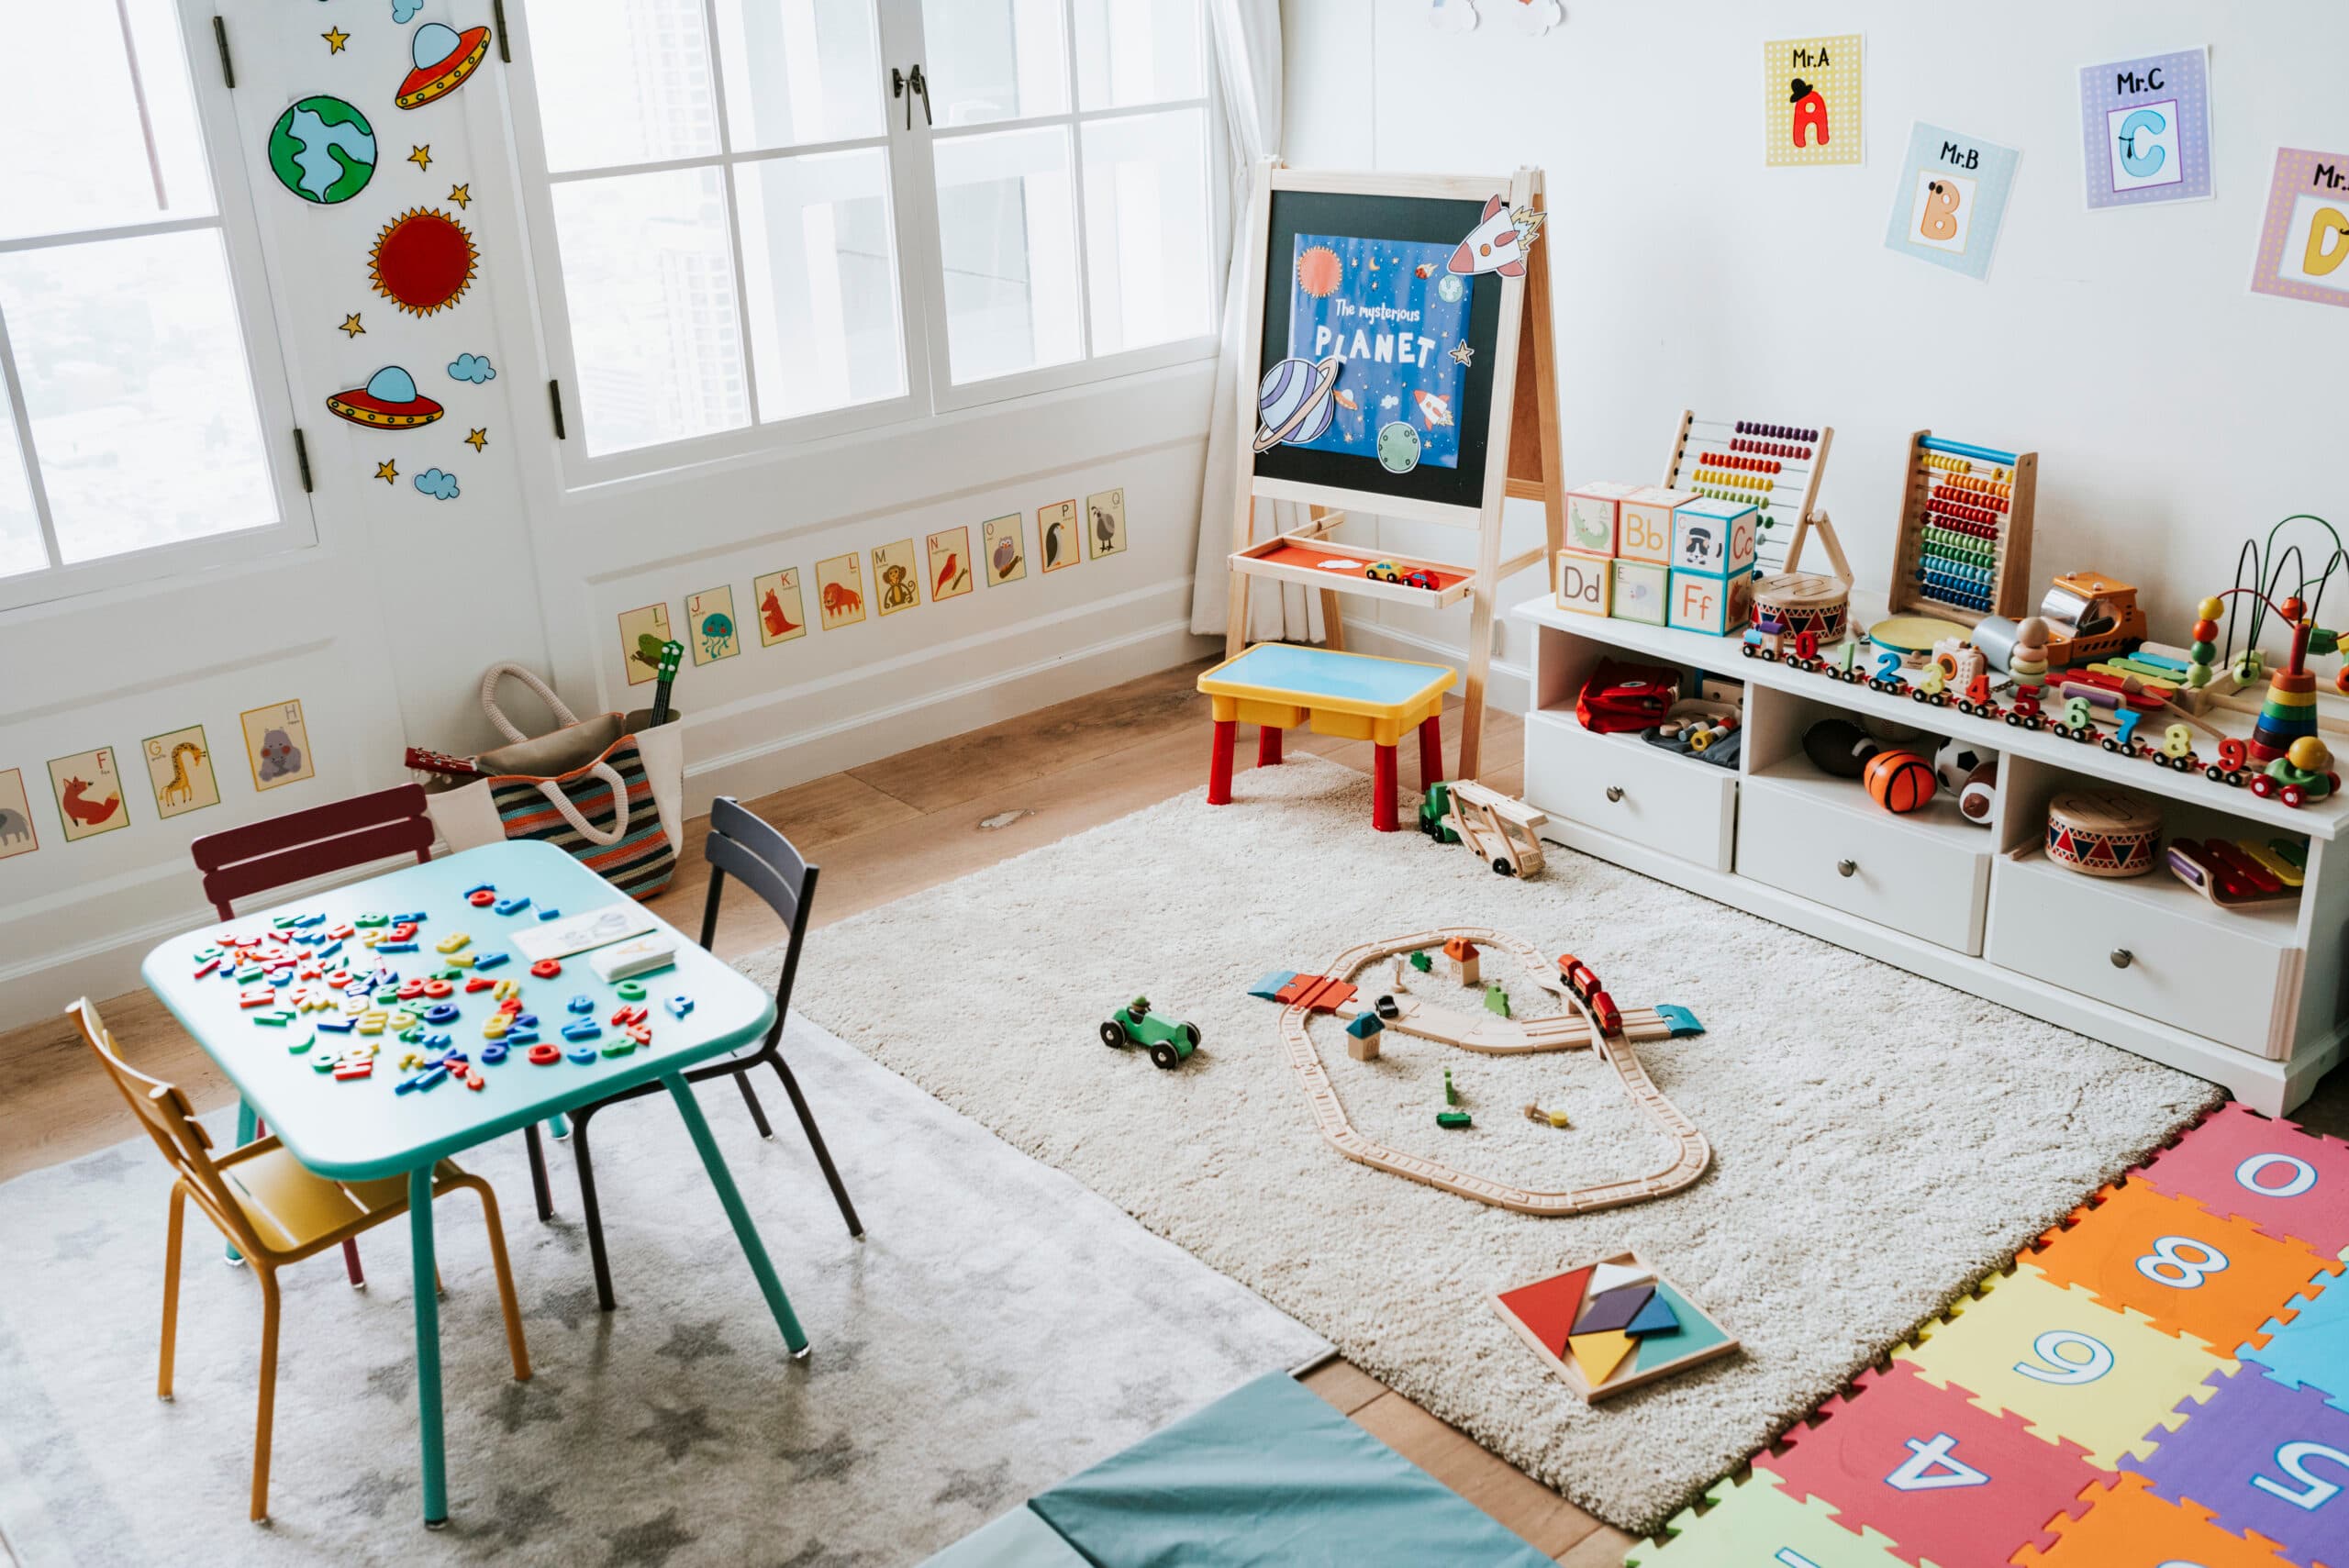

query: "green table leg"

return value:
[546, 1111, 571, 1140]
[664, 1071, 808, 1357]
[224, 1099, 259, 1265]
[408, 1165, 449, 1528]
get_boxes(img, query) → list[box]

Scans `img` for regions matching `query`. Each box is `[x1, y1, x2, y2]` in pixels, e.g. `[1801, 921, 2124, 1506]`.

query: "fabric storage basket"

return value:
[423, 665, 685, 898]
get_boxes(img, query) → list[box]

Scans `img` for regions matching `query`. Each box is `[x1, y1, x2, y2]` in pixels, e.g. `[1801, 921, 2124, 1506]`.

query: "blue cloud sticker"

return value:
[448, 352, 495, 384]
[393, 0, 424, 22]
[416, 468, 460, 500]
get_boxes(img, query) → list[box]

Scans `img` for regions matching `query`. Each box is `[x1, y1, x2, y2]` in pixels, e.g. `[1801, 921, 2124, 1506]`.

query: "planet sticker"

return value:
[370, 207, 478, 317]
[267, 95, 377, 205]
[325, 365, 445, 430]
[1436, 273, 1465, 304]
[1376, 420, 1422, 473]
[1253, 354, 1343, 452]
[397, 21, 494, 109]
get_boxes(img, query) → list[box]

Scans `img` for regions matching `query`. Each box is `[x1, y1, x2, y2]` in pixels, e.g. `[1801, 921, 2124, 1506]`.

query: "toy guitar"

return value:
[649, 639, 684, 727]
[405, 746, 482, 779]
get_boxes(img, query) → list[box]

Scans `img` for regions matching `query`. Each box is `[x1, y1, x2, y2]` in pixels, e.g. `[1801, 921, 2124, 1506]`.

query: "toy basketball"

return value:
[1864, 750, 1936, 814]
[2046, 788, 2160, 878]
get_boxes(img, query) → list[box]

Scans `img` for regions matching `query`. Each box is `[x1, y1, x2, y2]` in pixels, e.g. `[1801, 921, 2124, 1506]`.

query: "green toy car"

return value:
[1100, 995, 1200, 1070]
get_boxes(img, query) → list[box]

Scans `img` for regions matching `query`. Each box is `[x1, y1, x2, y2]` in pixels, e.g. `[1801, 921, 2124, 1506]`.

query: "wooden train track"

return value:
[1277, 927, 1711, 1217]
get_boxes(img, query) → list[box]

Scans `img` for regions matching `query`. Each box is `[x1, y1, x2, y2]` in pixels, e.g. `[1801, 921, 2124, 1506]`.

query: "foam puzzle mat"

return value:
[1627, 1104, 2349, 1567]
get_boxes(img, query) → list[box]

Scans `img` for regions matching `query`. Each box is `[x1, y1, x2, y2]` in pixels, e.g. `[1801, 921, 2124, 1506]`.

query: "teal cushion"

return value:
[1030, 1373, 1553, 1567]
[917, 1507, 1093, 1567]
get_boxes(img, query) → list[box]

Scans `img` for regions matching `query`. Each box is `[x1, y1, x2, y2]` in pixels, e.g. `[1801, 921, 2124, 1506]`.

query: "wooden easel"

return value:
[1223, 161, 1566, 781]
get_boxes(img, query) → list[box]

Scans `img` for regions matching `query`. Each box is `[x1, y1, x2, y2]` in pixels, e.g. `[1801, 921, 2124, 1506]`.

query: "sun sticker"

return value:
[1296, 244, 1343, 299]
[370, 207, 478, 317]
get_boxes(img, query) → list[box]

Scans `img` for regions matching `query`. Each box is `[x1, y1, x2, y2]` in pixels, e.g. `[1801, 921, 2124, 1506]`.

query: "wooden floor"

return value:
[0, 658, 1638, 1563]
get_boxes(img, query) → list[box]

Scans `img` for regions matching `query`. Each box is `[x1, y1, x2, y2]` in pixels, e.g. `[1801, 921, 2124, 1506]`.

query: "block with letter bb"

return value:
[1563, 481, 1640, 557]
[1668, 568, 1752, 636]
[1611, 559, 1670, 626]
[1616, 486, 1694, 566]
[1554, 550, 1612, 617]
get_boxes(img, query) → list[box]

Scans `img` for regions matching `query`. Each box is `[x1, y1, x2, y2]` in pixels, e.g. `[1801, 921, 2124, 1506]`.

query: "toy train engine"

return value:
[1553, 954, 1623, 1036]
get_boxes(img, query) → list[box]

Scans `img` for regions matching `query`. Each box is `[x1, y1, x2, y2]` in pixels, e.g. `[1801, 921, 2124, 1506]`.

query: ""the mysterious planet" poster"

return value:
[1280, 233, 1475, 473]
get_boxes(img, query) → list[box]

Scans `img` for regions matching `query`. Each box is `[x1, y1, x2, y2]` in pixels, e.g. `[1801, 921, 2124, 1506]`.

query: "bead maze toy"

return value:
[1886, 430, 2039, 628]
[1491, 1251, 1738, 1403]
[1254, 929, 1709, 1216]
[1628, 1101, 2348, 1568]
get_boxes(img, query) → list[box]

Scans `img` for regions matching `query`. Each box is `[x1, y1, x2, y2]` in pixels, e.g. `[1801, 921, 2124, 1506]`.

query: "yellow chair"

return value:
[69, 998, 532, 1522]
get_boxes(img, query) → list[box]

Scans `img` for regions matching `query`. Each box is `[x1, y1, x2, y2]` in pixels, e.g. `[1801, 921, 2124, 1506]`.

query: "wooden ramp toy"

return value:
[1267, 927, 1711, 1217]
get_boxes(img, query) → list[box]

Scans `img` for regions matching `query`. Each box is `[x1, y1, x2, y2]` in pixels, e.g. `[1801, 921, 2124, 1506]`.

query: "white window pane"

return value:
[740, 150, 906, 420]
[1073, 0, 1204, 111]
[0, 232, 277, 564]
[0, 384, 44, 578]
[552, 168, 750, 455]
[920, 0, 1067, 128]
[0, 0, 214, 241]
[933, 128, 1082, 384]
[1081, 110, 1213, 355]
[532, 0, 720, 172]
[715, 0, 886, 150]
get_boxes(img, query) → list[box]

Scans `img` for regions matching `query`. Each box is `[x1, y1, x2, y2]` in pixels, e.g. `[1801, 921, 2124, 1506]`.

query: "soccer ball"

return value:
[1936, 738, 1995, 795]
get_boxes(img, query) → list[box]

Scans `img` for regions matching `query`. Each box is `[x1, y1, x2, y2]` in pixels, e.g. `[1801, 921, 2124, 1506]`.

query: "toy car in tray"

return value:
[1100, 996, 1200, 1069]
[1364, 561, 1438, 591]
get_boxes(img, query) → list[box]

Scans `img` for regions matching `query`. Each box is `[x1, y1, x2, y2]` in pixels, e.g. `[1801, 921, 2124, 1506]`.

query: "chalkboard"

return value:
[1250, 188, 1508, 512]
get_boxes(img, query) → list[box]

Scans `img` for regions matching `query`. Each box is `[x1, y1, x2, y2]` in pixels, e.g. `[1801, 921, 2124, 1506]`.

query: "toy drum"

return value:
[2046, 789, 2161, 878]
[1750, 573, 1849, 641]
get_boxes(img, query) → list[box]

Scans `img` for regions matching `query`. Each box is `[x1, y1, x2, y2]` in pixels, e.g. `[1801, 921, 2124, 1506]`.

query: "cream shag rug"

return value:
[782, 754, 2224, 1534]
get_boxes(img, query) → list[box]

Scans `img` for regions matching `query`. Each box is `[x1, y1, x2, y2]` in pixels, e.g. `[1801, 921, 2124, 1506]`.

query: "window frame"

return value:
[0, 0, 318, 615]
[502, 0, 1226, 491]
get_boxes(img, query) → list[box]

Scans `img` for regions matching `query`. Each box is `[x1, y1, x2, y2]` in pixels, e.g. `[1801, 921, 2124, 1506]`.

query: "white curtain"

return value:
[1187, 0, 1324, 643]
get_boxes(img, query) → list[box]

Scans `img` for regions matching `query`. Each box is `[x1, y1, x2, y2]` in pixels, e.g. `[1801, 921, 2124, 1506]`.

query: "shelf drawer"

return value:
[1986, 858, 2294, 1057]
[1523, 713, 1736, 871]
[1737, 778, 1991, 953]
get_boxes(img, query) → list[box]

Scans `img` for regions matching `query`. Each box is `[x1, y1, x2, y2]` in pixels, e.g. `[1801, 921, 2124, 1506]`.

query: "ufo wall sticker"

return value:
[370, 207, 478, 317]
[327, 365, 445, 429]
[397, 21, 493, 109]
[267, 95, 378, 205]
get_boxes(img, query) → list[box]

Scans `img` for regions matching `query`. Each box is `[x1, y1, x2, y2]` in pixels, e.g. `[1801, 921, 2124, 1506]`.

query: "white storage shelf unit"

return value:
[1513, 593, 2349, 1114]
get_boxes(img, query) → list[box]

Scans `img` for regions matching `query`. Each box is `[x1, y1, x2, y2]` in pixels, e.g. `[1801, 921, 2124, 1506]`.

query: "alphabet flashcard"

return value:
[50, 746, 130, 841]
[2079, 49, 2211, 209]
[1765, 34, 1863, 167]
[1886, 122, 2021, 281]
[2251, 147, 2349, 309]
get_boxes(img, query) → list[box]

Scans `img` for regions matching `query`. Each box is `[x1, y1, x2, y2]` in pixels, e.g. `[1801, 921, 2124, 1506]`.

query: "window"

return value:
[512, 0, 1219, 470]
[0, 0, 306, 602]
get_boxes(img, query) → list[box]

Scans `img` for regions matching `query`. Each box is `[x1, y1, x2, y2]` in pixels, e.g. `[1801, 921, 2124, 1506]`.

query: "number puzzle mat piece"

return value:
[2010, 1473, 2294, 1568]
[1896, 1262, 2232, 1468]
[1766, 1360, 2114, 1568]
[2125, 1363, 2349, 1564]
[1623, 1469, 1906, 1568]
[2026, 1180, 2342, 1349]
[2138, 1102, 2349, 1257]
[2242, 1271, 2349, 1414]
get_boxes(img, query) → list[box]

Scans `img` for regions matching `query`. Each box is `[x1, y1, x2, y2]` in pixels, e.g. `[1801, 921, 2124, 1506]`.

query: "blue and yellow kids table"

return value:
[1197, 644, 1457, 829]
[140, 839, 808, 1529]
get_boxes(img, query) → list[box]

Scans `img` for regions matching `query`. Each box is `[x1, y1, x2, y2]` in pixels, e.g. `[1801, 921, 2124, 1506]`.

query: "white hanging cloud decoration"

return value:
[1429, 0, 1479, 34]
[1509, 0, 1564, 35]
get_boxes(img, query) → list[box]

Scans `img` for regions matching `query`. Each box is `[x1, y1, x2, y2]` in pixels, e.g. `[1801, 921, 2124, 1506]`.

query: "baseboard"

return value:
[1334, 621, 1534, 716]
[0, 615, 1218, 1037]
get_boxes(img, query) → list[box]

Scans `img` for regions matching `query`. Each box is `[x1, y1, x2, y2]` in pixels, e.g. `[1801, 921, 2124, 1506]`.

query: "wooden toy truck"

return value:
[2041, 573, 2149, 670]
[1442, 781, 1549, 877]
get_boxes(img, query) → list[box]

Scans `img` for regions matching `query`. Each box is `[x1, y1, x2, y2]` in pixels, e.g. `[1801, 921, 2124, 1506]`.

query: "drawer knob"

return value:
[1604, 785, 1624, 803]
[1837, 859, 1856, 878]
[2110, 947, 2133, 970]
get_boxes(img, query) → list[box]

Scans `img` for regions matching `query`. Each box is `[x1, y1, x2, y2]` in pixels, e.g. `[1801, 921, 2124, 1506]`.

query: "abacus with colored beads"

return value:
[1887, 430, 2038, 627]
[1660, 411, 1847, 582]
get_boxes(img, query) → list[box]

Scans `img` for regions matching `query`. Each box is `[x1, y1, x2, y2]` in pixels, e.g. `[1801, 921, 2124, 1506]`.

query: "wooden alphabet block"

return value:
[1554, 550, 1612, 617]
[1671, 496, 1758, 576]
[1617, 486, 1694, 566]
[1564, 480, 1640, 556]
[1667, 568, 1753, 636]
[1610, 559, 1670, 626]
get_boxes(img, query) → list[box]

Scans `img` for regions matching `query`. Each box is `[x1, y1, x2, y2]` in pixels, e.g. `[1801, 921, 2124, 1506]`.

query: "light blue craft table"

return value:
[140, 840, 807, 1528]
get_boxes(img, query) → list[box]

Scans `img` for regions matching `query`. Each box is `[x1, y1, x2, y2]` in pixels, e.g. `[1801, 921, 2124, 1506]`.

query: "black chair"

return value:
[569, 797, 862, 1312]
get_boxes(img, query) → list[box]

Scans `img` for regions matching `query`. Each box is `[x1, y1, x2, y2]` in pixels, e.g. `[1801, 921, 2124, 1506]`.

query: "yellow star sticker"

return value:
[408, 145, 432, 172]
[375, 460, 398, 484]
[448, 183, 472, 210]
[322, 26, 349, 52]
[338, 313, 365, 338]
[464, 428, 488, 453]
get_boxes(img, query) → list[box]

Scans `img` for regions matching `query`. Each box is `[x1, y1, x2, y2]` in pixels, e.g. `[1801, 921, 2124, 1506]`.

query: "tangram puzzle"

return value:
[1629, 1103, 2349, 1567]
[1494, 1253, 1736, 1401]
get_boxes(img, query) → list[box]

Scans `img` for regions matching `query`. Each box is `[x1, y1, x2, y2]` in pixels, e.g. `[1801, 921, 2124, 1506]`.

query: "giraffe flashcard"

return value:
[239, 700, 316, 792]
[143, 725, 220, 819]
[48, 746, 129, 841]
[617, 603, 673, 685]
[2251, 147, 2349, 309]
[685, 585, 740, 665]
[984, 514, 1027, 586]
[927, 528, 974, 602]
[751, 568, 807, 646]
[0, 768, 39, 860]
[873, 539, 921, 615]
[2080, 49, 2212, 209]
[1885, 122, 2021, 281]
[1765, 34, 1862, 167]
[1085, 488, 1128, 561]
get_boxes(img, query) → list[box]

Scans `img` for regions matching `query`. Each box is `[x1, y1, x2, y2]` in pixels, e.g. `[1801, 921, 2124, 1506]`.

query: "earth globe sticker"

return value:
[1376, 420, 1422, 473]
[1252, 354, 1343, 452]
[267, 95, 377, 205]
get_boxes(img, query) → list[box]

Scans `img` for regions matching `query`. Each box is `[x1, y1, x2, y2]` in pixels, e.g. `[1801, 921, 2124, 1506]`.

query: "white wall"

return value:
[1284, 0, 2349, 702]
[0, 2, 1214, 1030]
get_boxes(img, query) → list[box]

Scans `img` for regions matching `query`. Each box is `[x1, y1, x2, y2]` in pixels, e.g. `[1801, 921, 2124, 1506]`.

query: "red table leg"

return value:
[1373, 744, 1398, 830]
[1418, 715, 1444, 790]
[1208, 719, 1237, 805]
[1257, 725, 1284, 767]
